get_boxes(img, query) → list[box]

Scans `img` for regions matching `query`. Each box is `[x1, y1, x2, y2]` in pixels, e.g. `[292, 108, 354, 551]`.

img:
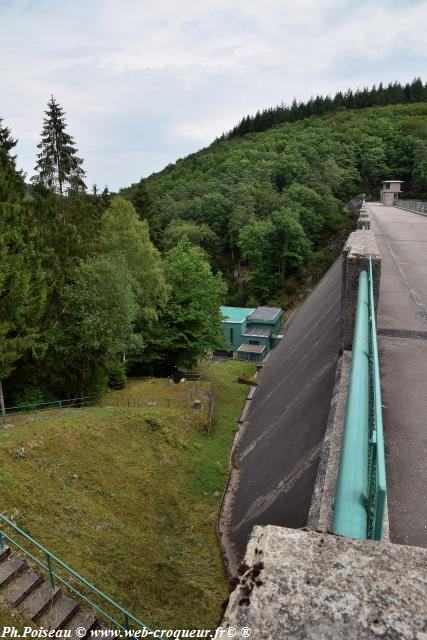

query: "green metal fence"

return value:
[332, 258, 387, 540]
[0, 513, 150, 631]
[1, 374, 206, 421]
[1, 395, 104, 421]
[396, 198, 427, 214]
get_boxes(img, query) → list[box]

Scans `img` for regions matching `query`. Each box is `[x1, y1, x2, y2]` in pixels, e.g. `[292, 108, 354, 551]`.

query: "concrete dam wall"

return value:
[220, 257, 343, 571]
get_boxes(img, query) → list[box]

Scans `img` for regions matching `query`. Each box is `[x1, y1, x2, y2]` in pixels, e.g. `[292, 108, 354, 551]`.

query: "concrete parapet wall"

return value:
[357, 212, 370, 229]
[307, 351, 350, 533]
[341, 230, 381, 350]
[310, 229, 384, 532]
[223, 526, 427, 639]
[307, 350, 390, 542]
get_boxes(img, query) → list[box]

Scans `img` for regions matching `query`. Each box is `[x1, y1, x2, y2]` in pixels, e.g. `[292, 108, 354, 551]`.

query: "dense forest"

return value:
[1, 88, 427, 409]
[0, 99, 225, 410]
[122, 99, 427, 300]
[222, 78, 427, 138]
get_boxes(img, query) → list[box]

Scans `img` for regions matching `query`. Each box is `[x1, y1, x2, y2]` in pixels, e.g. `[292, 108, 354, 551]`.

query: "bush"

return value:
[107, 362, 127, 390]
[14, 387, 45, 408]
[284, 281, 297, 296]
[85, 365, 109, 396]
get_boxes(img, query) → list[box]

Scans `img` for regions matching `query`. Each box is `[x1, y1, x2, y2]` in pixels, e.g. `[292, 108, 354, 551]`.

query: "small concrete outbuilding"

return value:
[380, 180, 403, 206]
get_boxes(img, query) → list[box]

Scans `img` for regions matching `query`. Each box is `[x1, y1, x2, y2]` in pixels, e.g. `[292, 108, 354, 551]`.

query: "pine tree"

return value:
[0, 118, 24, 202]
[32, 96, 86, 196]
[0, 120, 46, 415]
[131, 179, 152, 220]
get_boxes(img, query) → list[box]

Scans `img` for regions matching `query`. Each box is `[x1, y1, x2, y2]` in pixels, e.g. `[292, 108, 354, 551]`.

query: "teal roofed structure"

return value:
[221, 306, 255, 324]
[220, 305, 283, 361]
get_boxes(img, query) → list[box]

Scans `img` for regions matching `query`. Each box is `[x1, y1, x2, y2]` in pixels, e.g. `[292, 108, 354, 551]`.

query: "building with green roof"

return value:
[220, 305, 283, 361]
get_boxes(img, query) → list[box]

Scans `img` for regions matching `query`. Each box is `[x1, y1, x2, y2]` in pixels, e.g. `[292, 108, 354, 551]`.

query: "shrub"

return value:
[107, 362, 127, 390]
[14, 387, 45, 408]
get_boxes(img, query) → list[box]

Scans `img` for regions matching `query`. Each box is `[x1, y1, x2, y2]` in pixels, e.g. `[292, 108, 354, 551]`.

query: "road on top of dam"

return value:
[368, 202, 427, 548]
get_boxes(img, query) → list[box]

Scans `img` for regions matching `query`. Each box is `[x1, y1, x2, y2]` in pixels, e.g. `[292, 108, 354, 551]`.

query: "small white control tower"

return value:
[380, 180, 403, 206]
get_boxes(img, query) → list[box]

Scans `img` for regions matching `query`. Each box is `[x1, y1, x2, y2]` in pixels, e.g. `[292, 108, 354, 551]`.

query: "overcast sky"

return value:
[1, 0, 426, 191]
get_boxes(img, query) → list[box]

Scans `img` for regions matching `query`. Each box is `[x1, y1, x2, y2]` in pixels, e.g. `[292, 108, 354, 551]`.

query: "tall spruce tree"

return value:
[0, 119, 46, 414]
[32, 96, 86, 196]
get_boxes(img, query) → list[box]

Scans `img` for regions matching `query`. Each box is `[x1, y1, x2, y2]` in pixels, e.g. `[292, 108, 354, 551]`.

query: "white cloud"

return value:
[1, 0, 426, 189]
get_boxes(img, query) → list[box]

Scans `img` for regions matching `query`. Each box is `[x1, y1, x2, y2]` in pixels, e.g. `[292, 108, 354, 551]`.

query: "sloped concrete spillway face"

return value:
[227, 258, 342, 564]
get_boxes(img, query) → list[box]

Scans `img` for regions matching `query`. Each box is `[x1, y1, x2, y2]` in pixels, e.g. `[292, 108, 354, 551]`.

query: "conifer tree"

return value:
[0, 120, 46, 414]
[32, 96, 86, 196]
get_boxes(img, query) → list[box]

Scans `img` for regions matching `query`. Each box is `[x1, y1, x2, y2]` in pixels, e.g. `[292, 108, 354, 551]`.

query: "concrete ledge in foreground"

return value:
[223, 525, 427, 639]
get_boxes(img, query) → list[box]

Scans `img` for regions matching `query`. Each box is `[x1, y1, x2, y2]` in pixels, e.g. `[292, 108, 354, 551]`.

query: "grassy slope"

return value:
[0, 361, 254, 628]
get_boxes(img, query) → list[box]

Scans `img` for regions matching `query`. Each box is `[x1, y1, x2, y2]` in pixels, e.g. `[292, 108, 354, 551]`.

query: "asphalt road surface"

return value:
[368, 203, 427, 548]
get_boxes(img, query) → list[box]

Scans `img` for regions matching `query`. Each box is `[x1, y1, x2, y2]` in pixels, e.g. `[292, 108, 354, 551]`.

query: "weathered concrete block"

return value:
[341, 230, 381, 350]
[357, 216, 370, 230]
[223, 525, 427, 639]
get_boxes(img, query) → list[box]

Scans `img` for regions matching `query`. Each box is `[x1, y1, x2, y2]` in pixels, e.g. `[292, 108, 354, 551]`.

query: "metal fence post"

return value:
[46, 553, 55, 590]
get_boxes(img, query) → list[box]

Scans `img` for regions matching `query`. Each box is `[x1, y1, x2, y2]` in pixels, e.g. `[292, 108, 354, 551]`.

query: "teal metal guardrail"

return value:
[396, 198, 427, 214]
[366, 258, 387, 540]
[332, 258, 387, 540]
[0, 514, 151, 631]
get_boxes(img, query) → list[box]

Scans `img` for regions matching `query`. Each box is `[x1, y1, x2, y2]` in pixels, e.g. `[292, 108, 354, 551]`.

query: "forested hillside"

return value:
[222, 78, 427, 139]
[122, 101, 427, 301]
[1, 96, 427, 408]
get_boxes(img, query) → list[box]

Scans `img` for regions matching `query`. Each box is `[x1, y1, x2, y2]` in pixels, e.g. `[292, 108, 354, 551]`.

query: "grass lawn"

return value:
[0, 360, 254, 629]
[0, 595, 32, 628]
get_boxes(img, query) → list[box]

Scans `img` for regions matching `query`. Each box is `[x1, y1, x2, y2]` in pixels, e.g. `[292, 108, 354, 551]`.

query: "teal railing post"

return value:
[46, 552, 56, 590]
[332, 270, 369, 539]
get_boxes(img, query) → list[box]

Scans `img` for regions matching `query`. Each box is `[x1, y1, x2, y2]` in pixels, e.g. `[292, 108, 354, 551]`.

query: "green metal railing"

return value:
[332, 258, 387, 540]
[396, 198, 427, 214]
[1, 374, 207, 421]
[1, 395, 104, 421]
[366, 259, 387, 540]
[0, 514, 151, 631]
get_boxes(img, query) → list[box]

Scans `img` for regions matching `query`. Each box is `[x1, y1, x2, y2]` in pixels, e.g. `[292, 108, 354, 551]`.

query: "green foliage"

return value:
[238, 208, 311, 300]
[99, 196, 167, 324]
[108, 361, 127, 390]
[143, 241, 227, 372]
[224, 78, 427, 139]
[32, 96, 86, 195]
[163, 219, 220, 256]
[122, 101, 427, 306]
[0, 121, 47, 407]
[130, 179, 152, 220]
[58, 255, 138, 391]
[412, 141, 427, 195]
[14, 386, 45, 408]
[2, 95, 427, 402]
